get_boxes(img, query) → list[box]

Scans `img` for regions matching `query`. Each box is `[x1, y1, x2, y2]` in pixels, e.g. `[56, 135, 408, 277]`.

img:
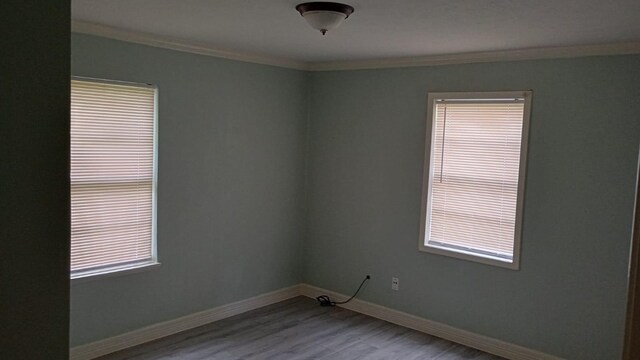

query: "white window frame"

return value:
[70, 77, 159, 280]
[419, 91, 532, 270]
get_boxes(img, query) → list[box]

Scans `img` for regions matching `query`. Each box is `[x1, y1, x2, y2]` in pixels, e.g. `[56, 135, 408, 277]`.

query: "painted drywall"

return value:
[70, 34, 309, 346]
[304, 56, 640, 359]
[0, 1, 70, 359]
[70, 31, 640, 359]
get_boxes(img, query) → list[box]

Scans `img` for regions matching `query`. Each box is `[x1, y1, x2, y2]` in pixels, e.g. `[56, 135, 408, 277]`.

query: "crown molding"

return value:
[72, 20, 640, 72]
[71, 20, 310, 71]
[308, 41, 640, 71]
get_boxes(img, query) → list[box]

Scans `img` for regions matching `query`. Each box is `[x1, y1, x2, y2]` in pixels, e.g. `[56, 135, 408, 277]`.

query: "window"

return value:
[70, 78, 158, 279]
[419, 91, 531, 269]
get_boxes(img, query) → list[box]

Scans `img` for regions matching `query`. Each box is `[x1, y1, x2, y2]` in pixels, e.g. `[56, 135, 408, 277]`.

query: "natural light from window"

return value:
[419, 91, 531, 269]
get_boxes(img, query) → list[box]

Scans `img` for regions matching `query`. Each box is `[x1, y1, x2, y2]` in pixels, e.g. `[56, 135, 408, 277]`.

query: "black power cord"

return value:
[316, 275, 370, 307]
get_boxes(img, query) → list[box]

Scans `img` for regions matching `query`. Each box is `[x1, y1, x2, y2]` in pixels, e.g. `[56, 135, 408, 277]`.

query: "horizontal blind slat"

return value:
[428, 100, 524, 259]
[70, 79, 156, 274]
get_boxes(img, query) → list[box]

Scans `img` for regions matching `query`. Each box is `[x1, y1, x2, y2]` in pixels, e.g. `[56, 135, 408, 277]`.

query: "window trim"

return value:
[71, 260, 161, 284]
[418, 91, 532, 270]
[70, 76, 160, 280]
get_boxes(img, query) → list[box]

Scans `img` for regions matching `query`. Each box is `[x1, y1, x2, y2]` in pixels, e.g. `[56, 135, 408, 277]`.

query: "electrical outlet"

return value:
[392, 277, 399, 291]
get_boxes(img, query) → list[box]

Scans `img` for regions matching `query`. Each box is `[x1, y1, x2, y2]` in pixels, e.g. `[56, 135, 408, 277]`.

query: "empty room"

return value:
[3, 1, 640, 360]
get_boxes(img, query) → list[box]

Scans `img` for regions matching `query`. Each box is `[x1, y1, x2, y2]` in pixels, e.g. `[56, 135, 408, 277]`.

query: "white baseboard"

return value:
[70, 284, 302, 360]
[299, 284, 563, 360]
[70, 283, 562, 360]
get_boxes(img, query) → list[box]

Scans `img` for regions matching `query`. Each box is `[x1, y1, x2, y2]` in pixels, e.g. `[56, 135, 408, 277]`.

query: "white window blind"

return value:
[421, 92, 531, 268]
[70, 79, 157, 277]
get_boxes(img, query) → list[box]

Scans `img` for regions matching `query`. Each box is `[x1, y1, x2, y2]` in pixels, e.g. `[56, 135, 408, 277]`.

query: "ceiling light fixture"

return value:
[295, 2, 354, 35]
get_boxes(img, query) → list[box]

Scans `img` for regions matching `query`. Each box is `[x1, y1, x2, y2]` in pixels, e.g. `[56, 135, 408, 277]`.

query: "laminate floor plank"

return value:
[96, 296, 505, 360]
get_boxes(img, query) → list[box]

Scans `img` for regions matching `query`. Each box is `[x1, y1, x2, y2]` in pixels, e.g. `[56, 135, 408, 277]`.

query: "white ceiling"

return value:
[72, 0, 640, 64]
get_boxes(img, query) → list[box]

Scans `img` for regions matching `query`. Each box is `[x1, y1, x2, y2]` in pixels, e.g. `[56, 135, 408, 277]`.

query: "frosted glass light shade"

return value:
[301, 11, 347, 35]
[295, 2, 354, 35]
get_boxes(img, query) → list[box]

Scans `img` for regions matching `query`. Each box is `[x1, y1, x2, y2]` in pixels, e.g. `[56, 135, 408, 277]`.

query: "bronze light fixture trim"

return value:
[295, 2, 355, 35]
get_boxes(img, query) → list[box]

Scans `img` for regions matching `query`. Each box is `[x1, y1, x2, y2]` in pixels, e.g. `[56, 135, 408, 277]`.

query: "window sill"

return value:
[420, 244, 519, 270]
[71, 261, 161, 284]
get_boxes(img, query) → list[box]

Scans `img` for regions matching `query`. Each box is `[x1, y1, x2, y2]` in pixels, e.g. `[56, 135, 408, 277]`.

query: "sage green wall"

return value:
[71, 32, 640, 359]
[1, 1, 70, 358]
[70, 34, 309, 346]
[304, 56, 640, 359]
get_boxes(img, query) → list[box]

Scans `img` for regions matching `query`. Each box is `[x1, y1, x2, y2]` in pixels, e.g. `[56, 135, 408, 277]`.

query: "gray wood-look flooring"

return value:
[97, 296, 505, 360]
